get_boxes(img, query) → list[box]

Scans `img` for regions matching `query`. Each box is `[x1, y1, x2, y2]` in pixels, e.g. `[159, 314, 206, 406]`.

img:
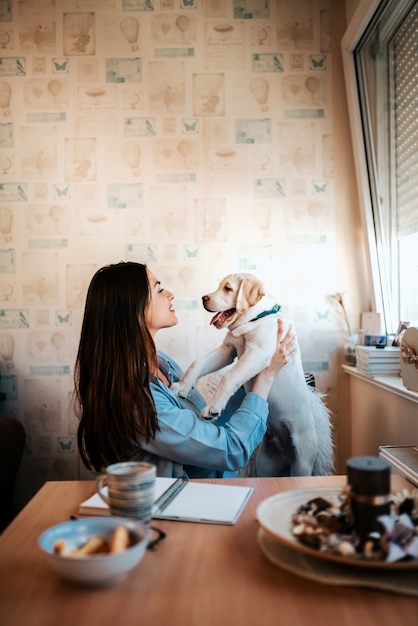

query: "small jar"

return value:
[343, 333, 359, 366]
[346, 456, 391, 536]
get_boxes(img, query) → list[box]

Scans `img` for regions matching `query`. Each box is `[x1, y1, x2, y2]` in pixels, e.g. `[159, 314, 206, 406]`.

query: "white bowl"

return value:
[38, 516, 150, 587]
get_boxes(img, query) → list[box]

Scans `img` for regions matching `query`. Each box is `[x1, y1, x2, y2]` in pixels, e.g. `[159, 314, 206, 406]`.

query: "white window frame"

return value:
[342, 0, 390, 331]
[341, 0, 416, 334]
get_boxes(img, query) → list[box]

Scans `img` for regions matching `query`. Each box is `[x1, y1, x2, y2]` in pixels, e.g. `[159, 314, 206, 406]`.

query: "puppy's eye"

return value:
[224, 285, 232, 292]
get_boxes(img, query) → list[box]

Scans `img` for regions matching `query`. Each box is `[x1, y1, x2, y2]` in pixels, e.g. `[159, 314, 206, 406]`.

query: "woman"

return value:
[75, 262, 296, 478]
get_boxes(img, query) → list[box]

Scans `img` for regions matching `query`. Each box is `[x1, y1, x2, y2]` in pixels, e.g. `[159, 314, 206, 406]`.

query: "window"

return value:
[342, 0, 418, 333]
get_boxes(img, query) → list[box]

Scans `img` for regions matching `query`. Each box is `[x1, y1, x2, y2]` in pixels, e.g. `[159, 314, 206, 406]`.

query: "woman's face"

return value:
[145, 269, 178, 337]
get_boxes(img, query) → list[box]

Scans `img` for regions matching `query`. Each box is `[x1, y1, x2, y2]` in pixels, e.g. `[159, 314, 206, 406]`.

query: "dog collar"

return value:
[250, 303, 281, 323]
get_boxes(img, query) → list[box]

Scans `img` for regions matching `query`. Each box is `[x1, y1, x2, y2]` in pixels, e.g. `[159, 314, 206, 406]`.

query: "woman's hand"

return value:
[266, 318, 296, 374]
[249, 319, 296, 399]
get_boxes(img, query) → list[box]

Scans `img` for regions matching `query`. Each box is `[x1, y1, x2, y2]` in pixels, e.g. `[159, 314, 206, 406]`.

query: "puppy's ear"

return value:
[236, 276, 265, 313]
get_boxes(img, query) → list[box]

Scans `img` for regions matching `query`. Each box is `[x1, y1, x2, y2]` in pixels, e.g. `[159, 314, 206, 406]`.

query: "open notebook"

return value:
[78, 477, 253, 525]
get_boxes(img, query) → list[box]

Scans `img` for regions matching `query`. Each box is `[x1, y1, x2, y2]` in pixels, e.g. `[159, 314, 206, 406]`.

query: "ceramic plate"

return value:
[257, 529, 418, 595]
[256, 486, 418, 570]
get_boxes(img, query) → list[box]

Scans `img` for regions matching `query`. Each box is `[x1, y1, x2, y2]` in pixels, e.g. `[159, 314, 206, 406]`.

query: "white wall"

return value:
[0, 0, 370, 509]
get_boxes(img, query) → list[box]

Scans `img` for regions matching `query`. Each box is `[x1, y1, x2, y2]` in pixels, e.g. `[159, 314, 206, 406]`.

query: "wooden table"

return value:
[0, 475, 416, 626]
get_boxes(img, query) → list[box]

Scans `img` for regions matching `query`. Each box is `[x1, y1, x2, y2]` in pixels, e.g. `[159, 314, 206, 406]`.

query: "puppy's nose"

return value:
[202, 295, 209, 303]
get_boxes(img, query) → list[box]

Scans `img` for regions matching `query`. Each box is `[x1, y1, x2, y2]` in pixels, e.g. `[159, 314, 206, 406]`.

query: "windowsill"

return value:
[342, 365, 418, 404]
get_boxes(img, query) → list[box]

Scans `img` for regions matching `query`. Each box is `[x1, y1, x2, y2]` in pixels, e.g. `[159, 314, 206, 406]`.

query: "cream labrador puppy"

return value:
[172, 273, 333, 476]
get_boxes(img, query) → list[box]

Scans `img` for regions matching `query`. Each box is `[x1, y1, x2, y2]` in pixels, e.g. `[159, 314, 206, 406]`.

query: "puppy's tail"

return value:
[310, 390, 334, 476]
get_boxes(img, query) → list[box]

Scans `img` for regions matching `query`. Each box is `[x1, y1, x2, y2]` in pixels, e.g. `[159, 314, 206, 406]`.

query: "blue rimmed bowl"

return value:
[38, 516, 149, 587]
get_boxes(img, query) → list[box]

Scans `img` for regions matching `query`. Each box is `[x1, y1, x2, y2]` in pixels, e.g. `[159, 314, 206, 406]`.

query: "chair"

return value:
[0, 417, 25, 532]
[304, 372, 316, 388]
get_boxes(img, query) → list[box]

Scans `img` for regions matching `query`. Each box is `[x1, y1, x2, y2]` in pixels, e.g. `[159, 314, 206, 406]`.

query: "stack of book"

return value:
[355, 345, 400, 376]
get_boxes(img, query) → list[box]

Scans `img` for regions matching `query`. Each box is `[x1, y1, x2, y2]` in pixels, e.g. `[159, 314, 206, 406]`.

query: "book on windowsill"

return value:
[357, 366, 401, 377]
[358, 369, 401, 378]
[356, 354, 400, 365]
[78, 477, 254, 525]
[356, 355, 400, 365]
[355, 346, 400, 362]
[357, 362, 401, 373]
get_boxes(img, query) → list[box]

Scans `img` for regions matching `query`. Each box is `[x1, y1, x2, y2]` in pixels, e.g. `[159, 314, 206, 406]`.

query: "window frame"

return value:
[341, 0, 416, 334]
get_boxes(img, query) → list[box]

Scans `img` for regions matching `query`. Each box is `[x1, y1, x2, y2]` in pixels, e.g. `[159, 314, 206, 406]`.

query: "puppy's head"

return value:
[202, 273, 265, 329]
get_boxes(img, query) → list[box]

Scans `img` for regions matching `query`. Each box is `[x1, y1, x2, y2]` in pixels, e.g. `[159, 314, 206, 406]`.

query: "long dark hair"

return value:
[74, 262, 158, 471]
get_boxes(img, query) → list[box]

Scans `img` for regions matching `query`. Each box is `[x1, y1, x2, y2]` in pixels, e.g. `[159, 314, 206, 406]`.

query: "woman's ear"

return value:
[236, 276, 264, 313]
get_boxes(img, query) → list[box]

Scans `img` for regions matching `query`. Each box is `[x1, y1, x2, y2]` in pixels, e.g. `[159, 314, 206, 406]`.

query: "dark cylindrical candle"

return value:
[346, 455, 391, 536]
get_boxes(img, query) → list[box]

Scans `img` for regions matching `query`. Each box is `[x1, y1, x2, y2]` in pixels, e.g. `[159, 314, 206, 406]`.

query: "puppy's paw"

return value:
[201, 400, 226, 421]
[201, 405, 219, 422]
[171, 381, 193, 398]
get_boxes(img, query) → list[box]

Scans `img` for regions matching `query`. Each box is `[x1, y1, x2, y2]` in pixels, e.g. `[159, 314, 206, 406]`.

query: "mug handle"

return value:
[96, 474, 110, 505]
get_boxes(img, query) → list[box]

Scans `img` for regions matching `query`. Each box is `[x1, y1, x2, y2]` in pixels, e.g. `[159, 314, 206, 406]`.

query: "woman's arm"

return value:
[145, 380, 269, 473]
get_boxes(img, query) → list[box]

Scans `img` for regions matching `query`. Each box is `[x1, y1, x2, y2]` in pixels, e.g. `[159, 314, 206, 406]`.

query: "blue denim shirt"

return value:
[131, 351, 268, 478]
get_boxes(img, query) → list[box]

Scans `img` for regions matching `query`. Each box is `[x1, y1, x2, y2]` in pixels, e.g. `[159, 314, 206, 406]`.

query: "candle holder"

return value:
[346, 455, 391, 536]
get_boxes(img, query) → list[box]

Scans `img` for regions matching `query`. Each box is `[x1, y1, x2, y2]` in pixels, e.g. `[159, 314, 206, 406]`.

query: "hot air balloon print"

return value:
[121, 142, 141, 176]
[120, 16, 140, 51]
[249, 77, 269, 112]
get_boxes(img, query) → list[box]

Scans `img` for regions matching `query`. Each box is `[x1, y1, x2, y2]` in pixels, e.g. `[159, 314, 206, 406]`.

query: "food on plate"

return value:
[53, 524, 131, 557]
[291, 487, 418, 563]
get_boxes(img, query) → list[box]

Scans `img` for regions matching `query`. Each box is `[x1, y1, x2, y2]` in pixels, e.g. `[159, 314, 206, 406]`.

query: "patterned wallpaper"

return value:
[0, 0, 351, 509]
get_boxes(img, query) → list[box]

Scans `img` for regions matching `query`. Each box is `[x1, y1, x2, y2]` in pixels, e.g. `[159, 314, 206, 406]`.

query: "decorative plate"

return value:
[256, 486, 418, 570]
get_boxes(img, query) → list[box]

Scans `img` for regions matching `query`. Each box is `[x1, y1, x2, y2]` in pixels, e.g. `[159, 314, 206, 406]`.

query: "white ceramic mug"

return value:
[97, 462, 156, 523]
